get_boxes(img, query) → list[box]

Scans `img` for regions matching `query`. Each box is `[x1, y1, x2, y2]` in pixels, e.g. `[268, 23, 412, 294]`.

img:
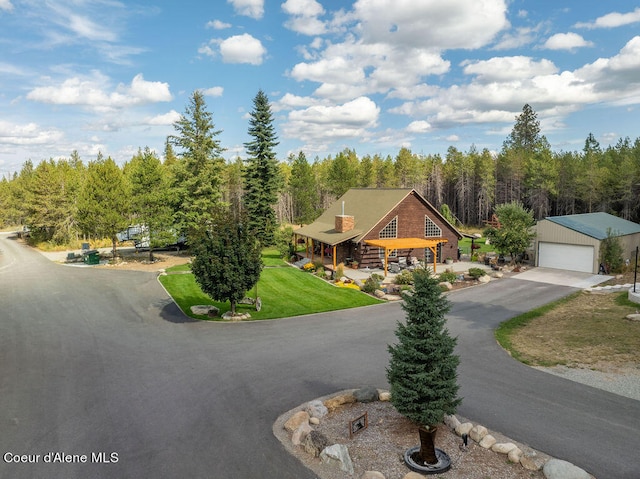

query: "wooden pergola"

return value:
[364, 237, 449, 276]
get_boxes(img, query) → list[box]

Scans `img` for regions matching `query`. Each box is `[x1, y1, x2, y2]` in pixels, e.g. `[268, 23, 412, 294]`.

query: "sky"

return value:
[1, 0, 640, 176]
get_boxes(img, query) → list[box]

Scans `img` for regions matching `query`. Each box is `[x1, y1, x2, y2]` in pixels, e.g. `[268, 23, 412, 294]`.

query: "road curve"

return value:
[0, 233, 638, 478]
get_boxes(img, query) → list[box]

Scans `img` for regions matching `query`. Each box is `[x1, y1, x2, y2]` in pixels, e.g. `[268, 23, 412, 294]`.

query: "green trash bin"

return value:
[84, 250, 100, 265]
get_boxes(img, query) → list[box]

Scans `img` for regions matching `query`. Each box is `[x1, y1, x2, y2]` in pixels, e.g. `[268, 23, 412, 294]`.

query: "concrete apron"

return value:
[512, 267, 612, 288]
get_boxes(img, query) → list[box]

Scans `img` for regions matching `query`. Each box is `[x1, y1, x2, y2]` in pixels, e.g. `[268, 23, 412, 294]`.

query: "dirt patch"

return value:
[99, 250, 191, 272]
[508, 275, 640, 371]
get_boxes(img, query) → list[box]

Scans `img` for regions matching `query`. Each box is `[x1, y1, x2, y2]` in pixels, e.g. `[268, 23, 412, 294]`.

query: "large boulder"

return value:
[479, 434, 496, 449]
[469, 425, 488, 442]
[306, 400, 328, 419]
[491, 442, 517, 454]
[354, 386, 379, 403]
[291, 422, 312, 446]
[543, 459, 592, 479]
[324, 393, 356, 411]
[284, 411, 310, 433]
[320, 444, 354, 474]
[455, 422, 473, 436]
[303, 430, 330, 457]
[520, 451, 547, 471]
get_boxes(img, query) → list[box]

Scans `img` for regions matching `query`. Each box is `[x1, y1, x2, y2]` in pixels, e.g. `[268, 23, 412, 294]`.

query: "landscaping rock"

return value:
[443, 414, 461, 430]
[491, 442, 517, 454]
[190, 305, 219, 316]
[439, 281, 453, 290]
[324, 393, 356, 411]
[492, 271, 504, 278]
[221, 311, 250, 321]
[543, 459, 592, 479]
[306, 400, 328, 419]
[284, 411, 310, 433]
[378, 390, 391, 401]
[478, 274, 491, 284]
[403, 472, 426, 479]
[303, 430, 330, 457]
[354, 279, 364, 288]
[354, 386, 379, 403]
[626, 313, 640, 321]
[292, 422, 312, 446]
[479, 434, 496, 449]
[520, 451, 546, 471]
[320, 444, 354, 474]
[309, 417, 320, 425]
[374, 289, 386, 298]
[455, 422, 473, 436]
[469, 425, 488, 442]
[508, 447, 523, 463]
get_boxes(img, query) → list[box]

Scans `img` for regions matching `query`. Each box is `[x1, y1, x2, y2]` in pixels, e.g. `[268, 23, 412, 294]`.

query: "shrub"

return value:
[362, 274, 382, 294]
[438, 271, 457, 283]
[336, 262, 345, 279]
[315, 266, 325, 278]
[394, 269, 414, 285]
[303, 262, 316, 272]
[468, 267, 486, 279]
[273, 226, 295, 259]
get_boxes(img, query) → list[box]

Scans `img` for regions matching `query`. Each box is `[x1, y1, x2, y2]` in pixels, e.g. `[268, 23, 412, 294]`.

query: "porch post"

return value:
[321, 242, 324, 264]
[311, 239, 314, 262]
[333, 245, 337, 271]
[431, 246, 437, 273]
[384, 247, 389, 277]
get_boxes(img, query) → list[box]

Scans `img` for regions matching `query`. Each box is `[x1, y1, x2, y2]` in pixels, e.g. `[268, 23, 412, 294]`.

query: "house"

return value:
[535, 212, 640, 274]
[294, 188, 462, 275]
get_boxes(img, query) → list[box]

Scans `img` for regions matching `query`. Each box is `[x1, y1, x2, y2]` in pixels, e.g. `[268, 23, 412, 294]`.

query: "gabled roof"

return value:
[295, 188, 462, 245]
[545, 212, 640, 240]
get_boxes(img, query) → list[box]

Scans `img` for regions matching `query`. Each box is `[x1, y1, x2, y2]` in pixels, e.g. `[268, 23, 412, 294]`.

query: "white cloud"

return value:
[201, 86, 224, 97]
[284, 96, 379, 143]
[206, 19, 231, 29]
[0, 121, 63, 145]
[219, 34, 266, 65]
[543, 32, 593, 51]
[26, 73, 172, 111]
[406, 121, 431, 133]
[227, 0, 264, 19]
[575, 7, 640, 29]
[282, 0, 326, 35]
[492, 26, 539, 50]
[462, 56, 558, 82]
[146, 110, 181, 126]
[445, 135, 460, 142]
[0, 0, 13, 12]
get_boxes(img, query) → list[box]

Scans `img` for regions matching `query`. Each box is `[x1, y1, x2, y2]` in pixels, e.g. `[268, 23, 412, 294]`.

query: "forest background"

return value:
[1, 97, 639, 248]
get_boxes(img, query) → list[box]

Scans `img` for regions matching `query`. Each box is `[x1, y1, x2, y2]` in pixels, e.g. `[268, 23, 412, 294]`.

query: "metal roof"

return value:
[294, 188, 461, 245]
[545, 212, 640, 240]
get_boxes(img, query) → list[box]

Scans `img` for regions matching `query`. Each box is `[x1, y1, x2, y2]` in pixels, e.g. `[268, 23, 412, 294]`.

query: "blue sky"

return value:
[1, 0, 640, 176]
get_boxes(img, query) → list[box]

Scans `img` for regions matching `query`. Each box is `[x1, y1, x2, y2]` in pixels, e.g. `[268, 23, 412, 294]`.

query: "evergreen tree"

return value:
[243, 89, 280, 245]
[191, 207, 263, 316]
[77, 155, 130, 257]
[289, 151, 319, 224]
[169, 90, 225, 236]
[387, 268, 461, 464]
[125, 147, 174, 261]
[483, 201, 536, 263]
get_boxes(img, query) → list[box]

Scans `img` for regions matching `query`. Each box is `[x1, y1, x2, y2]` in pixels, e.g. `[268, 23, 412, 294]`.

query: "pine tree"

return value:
[289, 151, 319, 224]
[191, 207, 263, 316]
[169, 90, 225, 236]
[77, 155, 130, 257]
[243, 90, 280, 245]
[387, 269, 461, 464]
[125, 147, 174, 261]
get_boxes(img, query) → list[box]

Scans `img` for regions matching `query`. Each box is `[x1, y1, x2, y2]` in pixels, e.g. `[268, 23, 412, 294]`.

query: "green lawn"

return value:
[159, 262, 383, 321]
[458, 236, 495, 255]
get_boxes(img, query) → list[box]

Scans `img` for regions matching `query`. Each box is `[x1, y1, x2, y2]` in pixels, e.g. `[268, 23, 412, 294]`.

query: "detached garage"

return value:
[536, 213, 640, 274]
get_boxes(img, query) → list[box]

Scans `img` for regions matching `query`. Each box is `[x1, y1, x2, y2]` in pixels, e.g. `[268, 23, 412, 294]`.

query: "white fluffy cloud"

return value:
[575, 7, 640, 29]
[26, 73, 172, 111]
[462, 56, 558, 82]
[282, 0, 326, 35]
[147, 110, 180, 126]
[219, 34, 266, 65]
[201, 86, 224, 97]
[0, 0, 13, 11]
[543, 32, 593, 51]
[0, 120, 63, 145]
[206, 20, 231, 30]
[227, 0, 264, 19]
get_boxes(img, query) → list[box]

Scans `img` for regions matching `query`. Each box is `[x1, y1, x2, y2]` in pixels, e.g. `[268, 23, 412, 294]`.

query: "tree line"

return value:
[1, 102, 640, 251]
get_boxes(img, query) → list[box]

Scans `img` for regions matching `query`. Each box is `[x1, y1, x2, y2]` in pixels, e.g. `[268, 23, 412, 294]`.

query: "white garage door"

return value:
[538, 242, 594, 273]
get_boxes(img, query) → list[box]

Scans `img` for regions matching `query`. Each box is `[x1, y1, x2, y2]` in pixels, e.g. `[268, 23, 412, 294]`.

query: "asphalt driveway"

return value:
[1, 234, 638, 478]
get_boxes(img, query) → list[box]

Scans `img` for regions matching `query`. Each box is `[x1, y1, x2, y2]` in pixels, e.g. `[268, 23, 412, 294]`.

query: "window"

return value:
[379, 216, 397, 239]
[379, 216, 397, 258]
[425, 216, 442, 237]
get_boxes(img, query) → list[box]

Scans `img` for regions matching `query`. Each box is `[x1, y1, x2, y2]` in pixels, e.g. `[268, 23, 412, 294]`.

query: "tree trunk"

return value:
[418, 425, 438, 465]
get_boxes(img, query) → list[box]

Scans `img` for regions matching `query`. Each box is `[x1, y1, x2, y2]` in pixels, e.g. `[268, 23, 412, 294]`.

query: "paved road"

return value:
[1, 233, 638, 478]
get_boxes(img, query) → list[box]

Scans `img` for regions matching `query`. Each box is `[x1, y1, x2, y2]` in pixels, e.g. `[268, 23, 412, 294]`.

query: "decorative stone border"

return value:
[274, 388, 596, 479]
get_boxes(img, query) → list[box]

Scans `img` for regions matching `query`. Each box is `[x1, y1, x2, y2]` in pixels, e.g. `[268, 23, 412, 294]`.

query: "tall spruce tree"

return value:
[169, 90, 225, 236]
[243, 90, 280, 245]
[289, 151, 319, 224]
[387, 269, 461, 465]
[191, 207, 263, 316]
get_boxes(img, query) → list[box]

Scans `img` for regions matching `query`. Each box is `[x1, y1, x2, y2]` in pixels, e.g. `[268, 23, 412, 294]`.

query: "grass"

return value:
[159, 261, 382, 321]
[458, 236, 495, 255]
[496, 290, 640, 369]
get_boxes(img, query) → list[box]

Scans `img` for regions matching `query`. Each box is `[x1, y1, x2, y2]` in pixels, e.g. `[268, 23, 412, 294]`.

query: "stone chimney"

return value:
[335, 201, 354, 232]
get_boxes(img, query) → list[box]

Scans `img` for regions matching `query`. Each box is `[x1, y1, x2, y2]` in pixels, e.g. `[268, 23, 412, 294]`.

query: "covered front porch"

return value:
[364, 237, 449, 276]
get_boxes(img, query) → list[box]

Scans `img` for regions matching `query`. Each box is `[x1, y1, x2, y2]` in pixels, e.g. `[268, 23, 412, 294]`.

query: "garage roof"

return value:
[546, 212, 640, 240]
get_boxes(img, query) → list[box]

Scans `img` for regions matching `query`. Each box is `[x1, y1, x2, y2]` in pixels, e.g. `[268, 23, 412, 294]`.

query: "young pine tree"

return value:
[387, 269, 461, 465]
